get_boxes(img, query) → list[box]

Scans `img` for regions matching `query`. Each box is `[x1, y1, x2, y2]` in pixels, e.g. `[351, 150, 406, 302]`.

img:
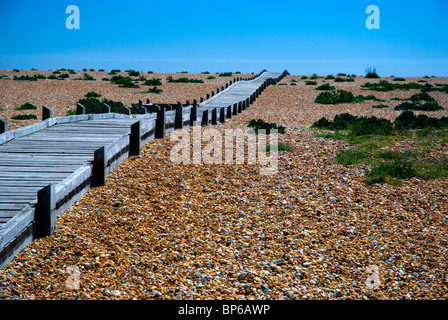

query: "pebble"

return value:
[261, 284, 269, 293]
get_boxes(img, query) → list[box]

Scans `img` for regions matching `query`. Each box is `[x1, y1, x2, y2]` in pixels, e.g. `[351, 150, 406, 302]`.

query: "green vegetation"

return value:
[316, 83, 335, 90]
[361, 80, 426, 92]
[394, 92, 443, 111]
[265, 142, 293, 152]
[393, 78, 405, 81]
[365, 67, 380, 78]
[143, 78, 162, 86]
[301, 76, 308, 79]
[372, 104, 389, 108]
[312, 111, 448, 185]
[109, 75, 139, 88]
[325, 75, 335, 80]
[305, 81, 317, 85]
[108, 69, 121, 75]
[248, 119, 285, 134]
[13, 75, 37, 81]
[12, 114, 38, 120]
[201, 71, 210, 74]
[219, 72, 233, 77]
[85, 91, 102, 98]
[334, 77, 355, 82]
[74, 73, 95, 81]
[315, 90, 355, 104]
[166, 76, 204, 83]
[144, 87, 163, 94]
[16, 102, 37, 110]
[76, 97, 137, 114]
[127, 69, 140, 77]
[206, 76, 216, 80]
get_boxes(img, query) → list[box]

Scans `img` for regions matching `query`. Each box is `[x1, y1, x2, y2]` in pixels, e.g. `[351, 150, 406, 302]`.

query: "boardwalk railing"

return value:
[0, 69, 288, 269]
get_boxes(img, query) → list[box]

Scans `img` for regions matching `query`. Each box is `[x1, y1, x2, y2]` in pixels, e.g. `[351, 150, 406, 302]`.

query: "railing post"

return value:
[211, 108, 217, 125]
[175, 102, 183, 129]
[246, 98, 250, 108]
[233, 103, 238, 115]
[146, 98, 151, 104]
[200, 97, 204, 103]
[42, 105, 52, 121]
[124, 107, 131, 115]
[206, 94, 210, 100]
[129, 120, 142, 156]
[201, 109, 209, 126]
[216, 88, 220, 94]
[190, 104, 197, 125]
[193, 99, 198, 106]
[238, 101, 242, 113]
[0, 117, 8, 134]
[220, 107, 225, 123]
[227, 105, 232, 118]
[76, 103, 85, 115]
[140, 106, 147, 114]
[242, 100, 246, 111]
[92, 146, 106, 187]
[35, 184, 55, 238]
[211, 91, 215, 97]
[155, 107, 166, 139]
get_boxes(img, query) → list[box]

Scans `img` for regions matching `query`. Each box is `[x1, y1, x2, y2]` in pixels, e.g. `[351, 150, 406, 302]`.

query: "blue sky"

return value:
[0, 0, 447, 76]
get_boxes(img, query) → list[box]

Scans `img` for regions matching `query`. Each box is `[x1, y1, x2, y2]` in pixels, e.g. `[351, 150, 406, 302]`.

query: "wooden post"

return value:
[220, 107, 225, 123]
[206, 94, 210, 100]
[201, 109, 209, 126]
[193, 99, 197, 106]
[227, 105, 232, 118]
[129, 121, 141, 156]
[146, 98, 151, 104]
[211, 91, 215, 97]
[124, 107, 131, 115]
[42, 105, 52, 121]
[216, 88, 220, 94]
[190, 104, 198, 125]
[246, 98, 250, 108]
[226, 83, 228, 88]
[249, 94, 253, 104]
[92, 146, 106, 187]
[76, 103, 85, 115]
[238, 101, 242, 113]
[200, 97, 204, 103]
[221, 86, 224, 91]
[0, 117, 8, 134]
[211, 108, 217, 125]
[35, 184, 55, 238]
[103, 103, 111, 113]
[140, 106, 147, 114]
[138, 99, 143, 107]
[242, 100, 246, 111]
[233, 103, 238, 115]
[186, 100, 190, 106]
[155, 107, 166, 139]
[175, 102, 183, 129]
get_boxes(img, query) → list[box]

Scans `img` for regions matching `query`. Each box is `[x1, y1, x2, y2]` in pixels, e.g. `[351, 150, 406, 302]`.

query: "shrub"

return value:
[166, 76, 203, 83]
[365, 67, 380, 78]
[316, 83, 335, 90]
[12, 114, 38, 120]
[143, 78, 162, 86]
[16, 102, 37, 110]
[325, 75, 335, 80]
[305, 81, 317, 85]
[248, 119, 285, 134]
[35, 74, 47, 79]
[85, 91, 102, 98]
[315, 90, 354, 104]
[47, 74, 58, 79]
[145, 87, 163, 94]
[109, 75, 139, 88]
[58, 73, 70, 79]
[393, 78, 405, 81]
[311, 113, 394, 135]
[108, 69, 121, 75]
[201, 71, 210, 74]
[77, 98, 129, 114]
[206, 76, 216, 80]
[310, 73, 319, 79]
[219, 72, 232, 77]
[301, 76, 308, 79]
[334, 77, 355, 82]
[13, 75, 37, 81]
[127, 70, 140, 77]
[74, 73, 95, 81]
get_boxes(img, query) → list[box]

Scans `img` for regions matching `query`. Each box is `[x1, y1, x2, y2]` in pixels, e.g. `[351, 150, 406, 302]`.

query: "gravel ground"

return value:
[0, 72, 448, 300]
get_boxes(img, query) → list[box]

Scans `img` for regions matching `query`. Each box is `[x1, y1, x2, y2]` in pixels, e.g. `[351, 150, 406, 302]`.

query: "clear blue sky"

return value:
[1, 0, 447, 76]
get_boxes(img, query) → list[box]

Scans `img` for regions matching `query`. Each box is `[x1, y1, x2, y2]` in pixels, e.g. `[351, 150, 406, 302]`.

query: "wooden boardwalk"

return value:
[0, 70, 287, 269]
